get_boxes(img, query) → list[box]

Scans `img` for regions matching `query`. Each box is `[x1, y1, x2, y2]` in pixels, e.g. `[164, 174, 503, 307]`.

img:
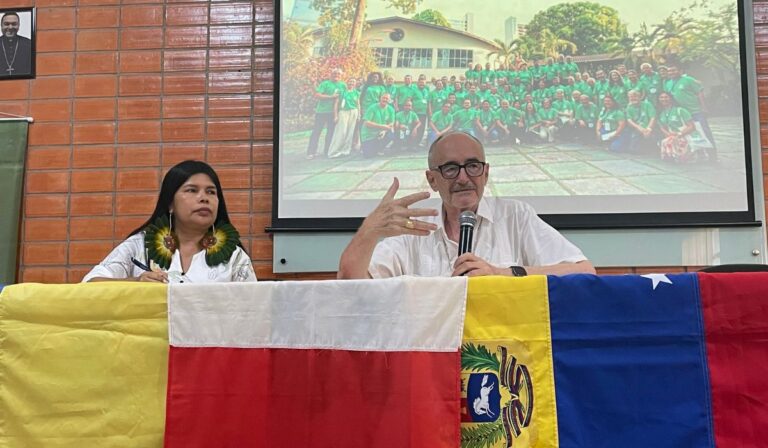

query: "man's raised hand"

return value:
[360, 177, 438, 239]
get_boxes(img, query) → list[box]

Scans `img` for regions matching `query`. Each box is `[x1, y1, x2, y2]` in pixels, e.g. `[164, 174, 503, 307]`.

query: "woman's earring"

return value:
[202, 223, 218, 249]
[164, 211, 177, 251]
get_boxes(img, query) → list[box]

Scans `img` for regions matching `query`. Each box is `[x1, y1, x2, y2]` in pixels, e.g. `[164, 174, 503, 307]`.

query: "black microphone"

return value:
[458, 211, 477, 256]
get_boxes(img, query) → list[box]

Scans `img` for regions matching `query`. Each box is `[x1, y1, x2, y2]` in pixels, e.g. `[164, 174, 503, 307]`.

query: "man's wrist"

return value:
[509, 265, 527, 277]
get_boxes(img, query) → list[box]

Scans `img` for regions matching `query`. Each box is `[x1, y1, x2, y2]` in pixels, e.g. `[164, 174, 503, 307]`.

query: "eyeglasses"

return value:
[431, 161, 487, 179]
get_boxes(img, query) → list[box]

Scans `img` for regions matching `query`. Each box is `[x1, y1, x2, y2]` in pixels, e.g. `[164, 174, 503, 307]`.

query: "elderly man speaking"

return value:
[337, 131, 595, 279]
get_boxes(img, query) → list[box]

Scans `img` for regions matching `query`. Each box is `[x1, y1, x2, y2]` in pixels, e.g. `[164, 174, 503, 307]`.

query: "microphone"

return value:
[458, 211, 477, 256]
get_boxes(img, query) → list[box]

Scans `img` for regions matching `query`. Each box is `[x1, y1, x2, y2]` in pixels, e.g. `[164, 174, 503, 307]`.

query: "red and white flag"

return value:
[164, 277, 468, 448]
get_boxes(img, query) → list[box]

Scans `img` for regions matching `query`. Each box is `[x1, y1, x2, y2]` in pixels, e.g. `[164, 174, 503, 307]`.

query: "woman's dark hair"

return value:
[365, 71, 383, 86]
[129, 160, 231, 237]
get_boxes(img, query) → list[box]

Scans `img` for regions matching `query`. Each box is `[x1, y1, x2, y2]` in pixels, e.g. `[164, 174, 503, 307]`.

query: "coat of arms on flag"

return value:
[461, 341, 536, 448]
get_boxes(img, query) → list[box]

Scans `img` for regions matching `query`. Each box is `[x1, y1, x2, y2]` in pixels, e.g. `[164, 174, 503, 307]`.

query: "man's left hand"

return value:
[452, 253, 506, 277]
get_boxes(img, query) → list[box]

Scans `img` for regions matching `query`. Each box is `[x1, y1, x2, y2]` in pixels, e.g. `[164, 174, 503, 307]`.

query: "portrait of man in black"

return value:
[0, 10, 33, 78]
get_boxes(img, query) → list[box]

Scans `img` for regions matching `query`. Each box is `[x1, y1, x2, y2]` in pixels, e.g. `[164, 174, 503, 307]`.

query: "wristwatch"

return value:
[509, 266, 527, 277]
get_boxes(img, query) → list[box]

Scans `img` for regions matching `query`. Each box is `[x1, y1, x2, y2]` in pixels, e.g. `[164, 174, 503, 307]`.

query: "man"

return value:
[360, 92, 395, 157]
[395, 75, 416, 111]
[474, 100, 497, 144]
[664, 64, 717, 161]
[383, 76, 397, 102]
[639, 63, 662, 104]
[393, 99, 421, 151]
[337, 131, 594, 278]
[410, 78, 430, 145]
[428, 101, 453, 146]
[552, 89, 575, 137]
[494, 99, 524, 145]
[0, 12, 32, 77]
[305, 69, 344, 160]
[452, 99, 476, 135]
[625, 89, 656, 152]
[574, 94, 598, 142]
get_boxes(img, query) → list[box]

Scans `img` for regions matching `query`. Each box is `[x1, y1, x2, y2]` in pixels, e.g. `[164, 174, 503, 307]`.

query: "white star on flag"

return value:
[641, 273, 673, 290]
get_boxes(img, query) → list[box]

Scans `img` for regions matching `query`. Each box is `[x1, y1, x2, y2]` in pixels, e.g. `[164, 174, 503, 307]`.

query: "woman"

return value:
[360, 72, 384, 119]
[83, 161, 256, 283]
[522, 102, 542, 144]
[596, 95, 629, 152]
[608, 70, 628, 107]
[328, 77, 360, 158]
[657, 91, 710, 161]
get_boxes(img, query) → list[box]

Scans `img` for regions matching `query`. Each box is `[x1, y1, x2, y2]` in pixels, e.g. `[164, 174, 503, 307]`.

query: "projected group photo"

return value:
[277, 0, 749, 221]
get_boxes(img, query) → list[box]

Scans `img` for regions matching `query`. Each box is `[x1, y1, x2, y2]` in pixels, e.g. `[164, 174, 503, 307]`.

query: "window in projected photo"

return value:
[275, 0, 756, 229]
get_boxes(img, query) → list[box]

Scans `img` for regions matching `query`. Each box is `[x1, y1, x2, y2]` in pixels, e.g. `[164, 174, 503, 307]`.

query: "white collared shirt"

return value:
[368, 197, 586, 278]
[82, 233, 257, 283]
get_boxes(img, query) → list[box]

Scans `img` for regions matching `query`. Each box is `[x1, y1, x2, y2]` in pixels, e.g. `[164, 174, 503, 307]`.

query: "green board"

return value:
[0, 120, 29, 284]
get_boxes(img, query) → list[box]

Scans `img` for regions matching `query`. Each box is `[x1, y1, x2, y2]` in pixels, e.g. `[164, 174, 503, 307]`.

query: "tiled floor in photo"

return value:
[281, 117, 747, 200]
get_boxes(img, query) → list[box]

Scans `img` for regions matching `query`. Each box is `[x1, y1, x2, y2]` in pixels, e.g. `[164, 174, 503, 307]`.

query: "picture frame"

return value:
[0, 7, 35, 80]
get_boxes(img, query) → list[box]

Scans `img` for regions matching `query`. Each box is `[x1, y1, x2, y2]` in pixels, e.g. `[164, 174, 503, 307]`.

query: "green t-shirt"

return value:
[543, 65, 557, 80]
[510, 84, 526, 101]
[599, 108, 626, 132]
[411, 87, 430, 114]
[428, 89, 448, 112]
[480, 69, 494, 84]
[594, 80, 609, 103]
[453, 108, 476, 131]
[524, 111, 540, 129]
[383, 84, 398, 100]
[624, 79, 641, 93]
[532, 88, 549, 103]
[362, 85, 385, 111]
[518, 70, 531, 85]
[495, 108, 523, 127]
[552, 99, 574, 113]
[566, 62, 580, 76]
[575, 103, 598, 124]
[476, 109, 496, 127]
[466, 93, 482, 107]
[361, 104, 395, 142]
[658, 106, 693, 132]
[538, 107, 557, 122]
[664, 75, 703, 113]
[639, 72, 662, 101]
[625, 101, 656, 128]
[608, 84, 628, 107]
[314, 79, 345, 113]
[395, 110, 419, 126]
[430, 110, 453, 130]
[339, 88, 360, 111]
[396, 84, 417, 108]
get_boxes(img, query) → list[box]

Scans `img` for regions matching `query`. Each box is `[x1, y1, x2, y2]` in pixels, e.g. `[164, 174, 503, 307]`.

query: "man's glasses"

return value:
[431, 161, 487, 179]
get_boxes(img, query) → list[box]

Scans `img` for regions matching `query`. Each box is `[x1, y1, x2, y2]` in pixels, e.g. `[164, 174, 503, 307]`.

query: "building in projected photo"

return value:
[310, 16, 499, 79]
[448, 13, 474, 33]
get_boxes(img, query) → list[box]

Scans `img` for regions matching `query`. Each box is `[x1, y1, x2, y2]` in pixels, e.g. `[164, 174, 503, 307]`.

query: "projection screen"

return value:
[274, 0, 756, 230]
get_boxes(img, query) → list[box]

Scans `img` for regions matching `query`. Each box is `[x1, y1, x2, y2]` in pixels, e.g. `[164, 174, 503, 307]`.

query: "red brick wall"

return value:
[5, 0, 768, 282]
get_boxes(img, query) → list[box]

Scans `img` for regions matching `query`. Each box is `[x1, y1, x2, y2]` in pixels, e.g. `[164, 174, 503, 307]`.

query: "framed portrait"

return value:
[0, 8, 35, 80]
[273, 0, 756, 231]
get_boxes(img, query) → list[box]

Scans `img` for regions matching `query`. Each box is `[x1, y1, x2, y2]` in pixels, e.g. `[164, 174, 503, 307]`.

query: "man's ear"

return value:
[425, 170, 438, 191]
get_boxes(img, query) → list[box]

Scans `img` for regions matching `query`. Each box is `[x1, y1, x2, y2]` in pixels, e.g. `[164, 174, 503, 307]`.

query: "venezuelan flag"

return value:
[460, 273, 768, 447]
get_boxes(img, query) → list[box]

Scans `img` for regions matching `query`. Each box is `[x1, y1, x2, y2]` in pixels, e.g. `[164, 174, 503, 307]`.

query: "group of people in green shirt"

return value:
[306, 57, 717, 163]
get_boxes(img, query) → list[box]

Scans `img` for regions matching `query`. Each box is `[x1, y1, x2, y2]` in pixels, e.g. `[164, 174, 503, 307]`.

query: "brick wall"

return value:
[5, 0, 768, 282]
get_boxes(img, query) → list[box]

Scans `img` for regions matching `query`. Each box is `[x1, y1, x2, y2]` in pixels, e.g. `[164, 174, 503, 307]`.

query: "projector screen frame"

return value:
[270, 0, 759, 233]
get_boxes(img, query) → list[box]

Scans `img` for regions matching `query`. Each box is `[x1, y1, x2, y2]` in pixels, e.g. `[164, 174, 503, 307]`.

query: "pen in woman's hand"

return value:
[131, 257, 151, 272]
